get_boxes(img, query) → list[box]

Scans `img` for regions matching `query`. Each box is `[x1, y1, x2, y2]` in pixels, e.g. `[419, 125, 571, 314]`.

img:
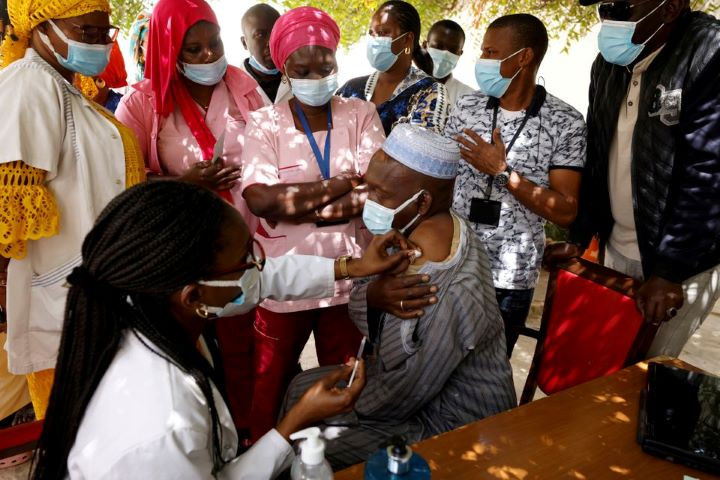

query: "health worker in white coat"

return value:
[32, 181, 432, 480]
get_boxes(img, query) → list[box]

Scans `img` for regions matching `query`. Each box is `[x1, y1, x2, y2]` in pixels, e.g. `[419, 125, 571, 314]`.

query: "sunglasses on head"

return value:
[598, 0, 654, 21]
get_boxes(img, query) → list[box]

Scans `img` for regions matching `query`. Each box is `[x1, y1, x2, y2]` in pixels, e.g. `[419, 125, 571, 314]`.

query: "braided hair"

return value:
[377, 0, 434, 76]
[32, 181, 236, 479]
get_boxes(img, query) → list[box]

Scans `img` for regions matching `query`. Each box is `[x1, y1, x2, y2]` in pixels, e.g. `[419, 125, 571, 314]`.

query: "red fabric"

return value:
[536, 269, 645, 395]
[269, 6, 340, 74]
[250, 305, 362, 442]
[0, 421, 43, 454]
[214, 311, 256, 437]
[145, 0, 231, 201]
[99, 41, 127, 88]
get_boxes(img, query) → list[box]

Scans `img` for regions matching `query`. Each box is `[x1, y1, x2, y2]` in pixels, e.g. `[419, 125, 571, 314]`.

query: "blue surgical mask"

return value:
[366, 32, 409, 72]
[249, 55, 279, 75]
[39, 20, 112, 76]
[597, 0, 667, 67]
[427, 47, 460, 79]
[288, 73, 338, 107]
[198, 267, 262, 317]
[180, 55, 228, 86]
[474, 48, 525, 98]
[362, 190, 425, 235]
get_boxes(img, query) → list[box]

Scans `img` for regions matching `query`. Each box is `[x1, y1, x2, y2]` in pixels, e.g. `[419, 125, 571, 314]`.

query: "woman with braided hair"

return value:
[33, 181, 417, 479]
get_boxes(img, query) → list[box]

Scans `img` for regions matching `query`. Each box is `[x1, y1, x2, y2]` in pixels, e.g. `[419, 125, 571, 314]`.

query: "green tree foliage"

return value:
[108, 0, 719, 42]
[110, 0, 151, 34]
[276, 0, 719, 50]
[279, 0, 454, 48]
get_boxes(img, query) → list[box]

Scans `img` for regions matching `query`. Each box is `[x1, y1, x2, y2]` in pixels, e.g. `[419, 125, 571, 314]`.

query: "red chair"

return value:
[520, 257, 659, 404]
[0, 420, 42, 469]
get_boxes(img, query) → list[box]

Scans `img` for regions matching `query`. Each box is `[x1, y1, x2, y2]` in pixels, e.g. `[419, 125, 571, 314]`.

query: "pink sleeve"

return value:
[115, 90, 158, 174]
[356, 101, 386, 174]
[241, 109, 281, 192]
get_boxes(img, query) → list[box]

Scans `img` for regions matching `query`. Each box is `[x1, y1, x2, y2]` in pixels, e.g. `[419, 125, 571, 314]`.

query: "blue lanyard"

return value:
[294, 99, 333, 180]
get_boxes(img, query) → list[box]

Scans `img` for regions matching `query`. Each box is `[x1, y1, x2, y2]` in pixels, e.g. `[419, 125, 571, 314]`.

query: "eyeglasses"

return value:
[597, 0, 654, 21]
[236, 237, 265, 273]
[64, 21, 119, 44]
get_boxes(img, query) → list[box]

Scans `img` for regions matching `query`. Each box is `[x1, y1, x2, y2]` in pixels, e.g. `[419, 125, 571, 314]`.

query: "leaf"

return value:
[274, 0, 719, 50]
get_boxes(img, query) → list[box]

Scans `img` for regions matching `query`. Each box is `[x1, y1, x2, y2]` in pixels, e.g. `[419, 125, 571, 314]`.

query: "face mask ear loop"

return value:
[398, 190, 426, 234]
[641, 22, 666, 46]
[500, 48, 526, 81]
[390, 31, 409, 45]
[633, 0, 668, 46]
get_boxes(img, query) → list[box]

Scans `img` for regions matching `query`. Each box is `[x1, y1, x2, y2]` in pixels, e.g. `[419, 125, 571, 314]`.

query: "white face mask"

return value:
[39, 19, 112, 76]
[362, 190, 425, 235]
[287, 73, 339, 107]
[179, 55, 228, 86]
[198, 267, 261, 317]
[427, 47, 460, 79]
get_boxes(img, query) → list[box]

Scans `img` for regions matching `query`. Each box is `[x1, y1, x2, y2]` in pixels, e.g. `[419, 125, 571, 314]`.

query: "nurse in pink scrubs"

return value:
[241, 7, 385, 442]
[115, 0, 264, 442]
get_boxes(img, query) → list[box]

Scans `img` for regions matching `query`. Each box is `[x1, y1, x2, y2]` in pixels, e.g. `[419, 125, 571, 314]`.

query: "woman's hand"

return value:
[180, 160, 242, 191]
[346, 231, 418, 278]
[276, 359, 366, 441]
[367, 274, 438, 319]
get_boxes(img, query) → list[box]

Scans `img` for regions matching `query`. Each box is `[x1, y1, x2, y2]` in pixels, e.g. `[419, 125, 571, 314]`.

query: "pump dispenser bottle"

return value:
[290, 427, 334, 480]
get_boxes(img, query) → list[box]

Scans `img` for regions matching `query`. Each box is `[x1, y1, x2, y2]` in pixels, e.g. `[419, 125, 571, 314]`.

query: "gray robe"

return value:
[282, 215, 516, 469]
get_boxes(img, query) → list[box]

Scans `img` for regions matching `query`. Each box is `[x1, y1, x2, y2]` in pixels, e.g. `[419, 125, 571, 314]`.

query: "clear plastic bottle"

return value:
[290, 427, 334, 480]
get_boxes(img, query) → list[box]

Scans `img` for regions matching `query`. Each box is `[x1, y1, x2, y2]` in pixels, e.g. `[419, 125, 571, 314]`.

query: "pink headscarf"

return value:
[269, 6, 340, 74]
[145, 0, 218, 116]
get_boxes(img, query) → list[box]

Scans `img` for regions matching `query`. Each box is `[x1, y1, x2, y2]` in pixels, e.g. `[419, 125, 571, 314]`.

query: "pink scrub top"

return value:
[241, 96, 385, 313]
[116, 74, 264, 233]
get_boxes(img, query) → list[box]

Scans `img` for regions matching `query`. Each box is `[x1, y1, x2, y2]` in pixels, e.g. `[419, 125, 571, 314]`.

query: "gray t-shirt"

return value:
[447, 90, 587, 290]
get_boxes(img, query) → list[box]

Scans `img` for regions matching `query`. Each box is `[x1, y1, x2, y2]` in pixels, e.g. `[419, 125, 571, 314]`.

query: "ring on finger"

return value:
[666, 307, 678, 318]
[400, 300, 405, 312]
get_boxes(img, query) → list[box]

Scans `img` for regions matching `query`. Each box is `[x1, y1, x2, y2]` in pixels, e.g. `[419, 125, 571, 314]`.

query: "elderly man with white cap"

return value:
[282, 123, 516, 470]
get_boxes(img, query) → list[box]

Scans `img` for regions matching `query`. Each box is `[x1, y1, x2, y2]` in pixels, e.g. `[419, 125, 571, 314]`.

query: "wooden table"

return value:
[336, 358, 714, 480]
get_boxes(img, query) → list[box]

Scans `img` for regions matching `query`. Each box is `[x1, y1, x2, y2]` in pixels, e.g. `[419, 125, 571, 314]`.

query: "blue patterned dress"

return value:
[337, 67, 448, 136]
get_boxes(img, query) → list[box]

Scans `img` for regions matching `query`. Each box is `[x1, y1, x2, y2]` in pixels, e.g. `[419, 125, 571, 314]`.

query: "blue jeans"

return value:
[495, 288, 535, 357]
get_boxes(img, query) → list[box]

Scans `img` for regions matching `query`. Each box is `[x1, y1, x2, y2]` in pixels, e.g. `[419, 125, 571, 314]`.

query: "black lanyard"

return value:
[484, 105, 533, 198]
[294, 99, 333, 180]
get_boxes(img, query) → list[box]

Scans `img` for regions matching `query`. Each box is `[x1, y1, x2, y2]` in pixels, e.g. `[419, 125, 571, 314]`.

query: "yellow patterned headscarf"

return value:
[1, 0, 111, 68]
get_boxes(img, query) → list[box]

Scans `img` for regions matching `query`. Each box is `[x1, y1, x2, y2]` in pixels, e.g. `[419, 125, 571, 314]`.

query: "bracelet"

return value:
[337, 255, 352, 280]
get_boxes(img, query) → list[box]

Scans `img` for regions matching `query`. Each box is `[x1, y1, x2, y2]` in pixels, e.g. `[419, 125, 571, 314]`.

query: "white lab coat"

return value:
[67, 255, 336, 479]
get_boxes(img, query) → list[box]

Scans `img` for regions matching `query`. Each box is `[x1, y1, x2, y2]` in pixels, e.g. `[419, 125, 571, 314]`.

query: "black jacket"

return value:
[572, 11, 720, 283]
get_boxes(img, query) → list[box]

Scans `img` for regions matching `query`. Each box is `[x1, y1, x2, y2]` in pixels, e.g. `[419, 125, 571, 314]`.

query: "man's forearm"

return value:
[506, 172, 578, 227]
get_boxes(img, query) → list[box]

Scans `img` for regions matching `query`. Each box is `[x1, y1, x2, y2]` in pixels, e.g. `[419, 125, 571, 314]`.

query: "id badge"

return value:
[469, 198, 501, 227]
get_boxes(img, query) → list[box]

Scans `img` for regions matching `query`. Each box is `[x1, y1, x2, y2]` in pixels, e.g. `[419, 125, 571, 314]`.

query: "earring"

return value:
[195, 305, 211, 319]
[404, 47, 411, 55]
[95, 77, 106, 89]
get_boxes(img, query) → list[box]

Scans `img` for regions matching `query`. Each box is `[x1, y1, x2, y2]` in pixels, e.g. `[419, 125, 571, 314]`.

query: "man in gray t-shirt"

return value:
[447, 14, 587, 356]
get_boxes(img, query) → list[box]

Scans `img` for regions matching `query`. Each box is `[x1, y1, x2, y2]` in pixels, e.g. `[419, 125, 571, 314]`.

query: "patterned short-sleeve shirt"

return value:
[447, 90, 587, 290]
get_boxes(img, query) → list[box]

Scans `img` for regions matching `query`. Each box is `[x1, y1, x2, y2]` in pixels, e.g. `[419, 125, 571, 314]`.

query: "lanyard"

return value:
[294, 99, 333, 180]
[484, 105, 533, 199]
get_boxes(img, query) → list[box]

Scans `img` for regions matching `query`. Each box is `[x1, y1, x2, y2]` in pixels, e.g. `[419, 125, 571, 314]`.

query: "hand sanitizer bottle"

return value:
[290, 427, 334, 480]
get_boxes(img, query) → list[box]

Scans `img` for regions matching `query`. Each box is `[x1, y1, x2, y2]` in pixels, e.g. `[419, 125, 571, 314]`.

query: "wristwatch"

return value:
[494, 165, 514, 189]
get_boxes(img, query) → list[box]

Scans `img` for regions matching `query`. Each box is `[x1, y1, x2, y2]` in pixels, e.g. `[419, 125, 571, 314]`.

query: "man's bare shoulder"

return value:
[408, 214, 455, 264]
